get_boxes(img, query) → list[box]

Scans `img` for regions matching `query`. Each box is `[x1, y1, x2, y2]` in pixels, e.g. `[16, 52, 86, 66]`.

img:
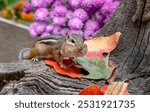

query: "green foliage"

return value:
[0, 0, 18, 9]
[21, 20, 32, 26]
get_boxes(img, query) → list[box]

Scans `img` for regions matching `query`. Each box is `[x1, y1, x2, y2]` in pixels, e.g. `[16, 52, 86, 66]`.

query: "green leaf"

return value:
[0, 1, 6, 10]
[76, 54, 115, 80]
[20, 21, 32, 26]
[2, 0, 18, 6]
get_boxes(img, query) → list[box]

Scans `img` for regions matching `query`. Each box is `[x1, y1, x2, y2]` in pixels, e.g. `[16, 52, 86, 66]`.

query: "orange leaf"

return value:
[79, 84, 104, 95]
[84, 32, 121, 53]
[44, 60, 82, 78]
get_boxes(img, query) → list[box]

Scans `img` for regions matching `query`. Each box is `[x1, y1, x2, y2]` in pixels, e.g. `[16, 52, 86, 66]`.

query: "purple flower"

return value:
[101, 1, 117, 15]
[46, 24, 55, 33]
[66, 10, 73, 19]
[92, 0, 105, 8]
[23, 2, 33, 13]
[31, 0, 46, 8]
[83, 30, 95, 40]
[60, 28, 69, 36]
[35, 22, 47, 35]
[52, 0, 64, 8]
[81, 0, 93, 9]
[53, 5, 67, 16]
[53, 26, 62, 35]
[95, 11, 105, 21]
[49, 10, 56, 19]
[84, 30, 94, 36]
[28, 22, 38, 37]
[99, 21, 105, 28]
[52, 17, 67, 26]
[67, 0, 81, 10]
[114, 0, 121, 8]
[85, 19, 100, 31]
[68, 18, 83, 30]
[29, 30, 38, 37]
[103, 15, 111, 23]
[41, 32, 50, 38]
[44, 0, 54, 6]
[72, 8, 89, 22]
[34, 8, 49, 21]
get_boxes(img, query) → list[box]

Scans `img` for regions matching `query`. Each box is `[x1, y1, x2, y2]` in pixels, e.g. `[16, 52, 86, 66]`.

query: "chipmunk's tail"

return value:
[19, 48, 31, 61]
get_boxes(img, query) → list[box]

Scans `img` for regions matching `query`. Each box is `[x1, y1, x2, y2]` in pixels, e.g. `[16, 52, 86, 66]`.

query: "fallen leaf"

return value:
[79, 84, 104, 95]
[86, 50, 104, 61]
[79, 83, 130, 95]
[84, 32, 121, 53]
[44, 59, 82, 78]
[101, 85, 130, 95]
[104, 82, 129, 95]
[76, 53, 116, 80]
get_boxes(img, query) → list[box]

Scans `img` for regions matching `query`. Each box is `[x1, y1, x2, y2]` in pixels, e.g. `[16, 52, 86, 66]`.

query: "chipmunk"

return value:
[19, 34, 87, 68]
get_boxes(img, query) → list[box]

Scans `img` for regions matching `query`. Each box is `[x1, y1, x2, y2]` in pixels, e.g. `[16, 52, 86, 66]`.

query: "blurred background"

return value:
[0, 0, 35, 62]
[0, 0, 120, 62]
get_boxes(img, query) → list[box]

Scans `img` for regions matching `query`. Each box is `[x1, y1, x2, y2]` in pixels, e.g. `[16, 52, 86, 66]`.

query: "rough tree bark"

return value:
[0, 0, 149, 95]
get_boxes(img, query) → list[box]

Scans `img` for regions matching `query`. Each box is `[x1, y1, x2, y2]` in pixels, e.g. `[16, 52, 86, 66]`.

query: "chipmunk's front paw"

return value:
[31, 58, 39, 63]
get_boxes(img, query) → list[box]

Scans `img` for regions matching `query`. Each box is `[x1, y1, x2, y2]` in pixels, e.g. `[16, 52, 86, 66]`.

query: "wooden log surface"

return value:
[0, 0, 150, 95]
[0, 17, 36, 63]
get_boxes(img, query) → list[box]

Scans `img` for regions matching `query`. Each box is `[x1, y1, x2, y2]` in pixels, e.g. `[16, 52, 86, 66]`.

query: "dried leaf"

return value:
[44, 60, 82, 78]
[79, 84, 104, 95]
[85, 32, 121, 53]
[104, 82, 129, 95]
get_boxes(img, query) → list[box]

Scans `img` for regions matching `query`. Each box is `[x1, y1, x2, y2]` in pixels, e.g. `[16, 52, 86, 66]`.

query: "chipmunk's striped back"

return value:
[37, 35, 66, 45]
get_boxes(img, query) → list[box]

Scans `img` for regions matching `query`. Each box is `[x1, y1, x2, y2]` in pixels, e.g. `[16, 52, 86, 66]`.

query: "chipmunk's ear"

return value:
[66, 33, 72, 40]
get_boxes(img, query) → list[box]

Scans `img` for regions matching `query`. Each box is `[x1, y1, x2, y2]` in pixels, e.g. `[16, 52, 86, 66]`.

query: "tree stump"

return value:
[0, 0, 150, 95]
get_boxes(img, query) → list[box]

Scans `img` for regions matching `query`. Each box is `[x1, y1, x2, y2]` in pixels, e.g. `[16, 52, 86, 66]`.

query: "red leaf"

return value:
[79, 84, 104, 95]
[44, 59, 82, 78]
[100, 85, 109, 93]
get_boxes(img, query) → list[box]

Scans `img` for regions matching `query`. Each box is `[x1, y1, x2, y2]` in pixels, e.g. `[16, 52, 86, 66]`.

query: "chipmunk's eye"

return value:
[70, 39, 75, 44]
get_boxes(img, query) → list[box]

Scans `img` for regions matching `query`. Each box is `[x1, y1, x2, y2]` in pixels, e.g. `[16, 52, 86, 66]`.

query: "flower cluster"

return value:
[24, 0, 120, 39]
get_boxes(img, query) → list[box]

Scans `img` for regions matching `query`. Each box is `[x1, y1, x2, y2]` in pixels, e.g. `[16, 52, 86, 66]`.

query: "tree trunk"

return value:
[0, 0, 149, 95]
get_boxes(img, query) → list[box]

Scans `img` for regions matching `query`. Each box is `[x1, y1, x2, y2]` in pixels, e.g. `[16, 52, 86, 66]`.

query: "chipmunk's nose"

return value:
[78, 46, 82, 50]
